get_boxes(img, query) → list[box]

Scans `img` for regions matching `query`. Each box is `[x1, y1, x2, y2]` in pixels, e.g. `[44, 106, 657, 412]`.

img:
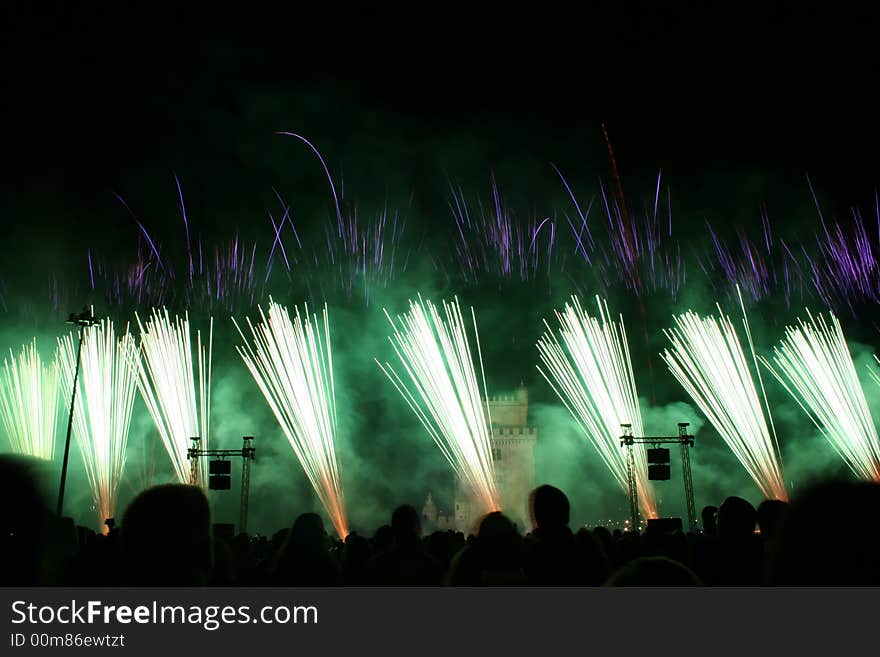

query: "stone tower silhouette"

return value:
[452, 384, 537, 533]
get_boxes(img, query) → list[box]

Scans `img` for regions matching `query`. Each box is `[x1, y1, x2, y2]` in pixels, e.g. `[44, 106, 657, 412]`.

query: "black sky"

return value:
[2, 3, 879, 249]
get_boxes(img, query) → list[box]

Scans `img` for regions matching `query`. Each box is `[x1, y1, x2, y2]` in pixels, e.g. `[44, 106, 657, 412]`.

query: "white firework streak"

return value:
[763, 309, 880, 482]
[537, 295, 658, 519]
[377, 295, 500, 516]
[56, 320, 139, 529]
[0, 339, 59, 460]
[133, 308, 212, 485]
[235, 299, 348, 539]
[661, 291, 787, 501]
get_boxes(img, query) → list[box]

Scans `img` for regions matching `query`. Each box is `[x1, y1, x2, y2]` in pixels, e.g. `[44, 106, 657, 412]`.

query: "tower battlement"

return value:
[484, 384, 529, 427]
[492, 426, 538, 437]
[485, 384, 528, 404]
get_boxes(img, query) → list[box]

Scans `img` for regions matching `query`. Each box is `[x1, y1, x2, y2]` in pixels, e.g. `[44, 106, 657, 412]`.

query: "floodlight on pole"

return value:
[56, 305, 99, 517]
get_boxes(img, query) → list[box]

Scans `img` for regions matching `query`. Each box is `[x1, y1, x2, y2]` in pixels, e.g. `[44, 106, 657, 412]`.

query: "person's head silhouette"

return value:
[701, 505, 718, 535]
[121, 484, 213, 585]
[0, 455, 54, 585]
[287, 512, 327, 551]
[769, 481, 880, 585]
[391, 504, 421, 539]
[529, 484, 570, 531]
[757, 499, 788, 539]
[718, 496, 756, 540]
[478, 512, 519, 551]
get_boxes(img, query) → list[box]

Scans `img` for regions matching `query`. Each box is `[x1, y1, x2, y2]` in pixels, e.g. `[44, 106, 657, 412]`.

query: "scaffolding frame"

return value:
[620, 422, 697, 531]
[188, 436, 256, 533]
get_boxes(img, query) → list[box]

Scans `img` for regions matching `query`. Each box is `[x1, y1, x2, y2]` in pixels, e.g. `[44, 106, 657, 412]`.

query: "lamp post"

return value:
[56, 306, 100, 517]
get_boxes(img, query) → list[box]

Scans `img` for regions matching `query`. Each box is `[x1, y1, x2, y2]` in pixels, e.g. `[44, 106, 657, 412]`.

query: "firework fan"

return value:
[0, 339, 59, 460]
[235, 299, 348, 538]
[764, 310, 880, 482]
[377, 295, 501, 516]
[662, 290, 787, 500]
[537, 295, 658, 519]
[134, 308, 212, 485]
[56, 320, 139, 529]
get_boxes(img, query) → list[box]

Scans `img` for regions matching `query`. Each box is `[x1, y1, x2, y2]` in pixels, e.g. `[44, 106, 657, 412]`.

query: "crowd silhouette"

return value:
[2, 455, 879, 586]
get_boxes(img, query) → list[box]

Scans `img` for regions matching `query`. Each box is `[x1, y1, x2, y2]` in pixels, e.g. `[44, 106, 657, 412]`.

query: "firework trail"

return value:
[536, 295, 658, 519]
[449, 176, 557, 284]
[317, 206, 411, 305]
[133, 308, 213, 485]
[274, 132, 414, 305]
[276, 132, 344, 229]
[763, 310, 880, 482]
[56, 320, 139, 529]
[661, 290, 788, 500]
[235, 300, 348, 539]
[556, 129, 685, 299]
[804, 183, 880, 315]
[595, 176, 685, 299]
[377, 296, 501, 516]
[556, 132, 676, 407]
[703, 209, 806, 307]
[93, 184, 267, 313]
[194, 237, 260, 312]
[0, 339, 59, 460]
[264, 189, 301, 283]
[88, 253, 172, 310]
[554, 163, 682, 405]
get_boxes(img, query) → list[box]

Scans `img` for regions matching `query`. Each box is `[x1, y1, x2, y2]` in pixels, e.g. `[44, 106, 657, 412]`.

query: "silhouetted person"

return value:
[365, 505, 441, 585]
[372, 524, 394, 555]
[691, 505, 721, 584]
[643, 520, 689, 566]
[615, 530, 643, 568]
[605, 556, 702, 586]
[211, 536, 236, 585]
[574, 528, 610, 584]
[446, 512, 525, 585]
[701, 505, 718, 536]
[592, 526, 617, 567]
[121, 484, 213, 585]
[530, 484, 570, 528]
[714, 496, 761, 585]
[231, 533, 258, 585]
[754, 498, 788, 583]
[0, 455, 55, 585]
[524, 484, 593, 585]
[342, 532, 371, 585]
[424, 531, 457, 572]
[718, 496, 757, 540]
[768, 481, 880, 585]
[271, 513, 340, 585]
[756, 499, 788, 540]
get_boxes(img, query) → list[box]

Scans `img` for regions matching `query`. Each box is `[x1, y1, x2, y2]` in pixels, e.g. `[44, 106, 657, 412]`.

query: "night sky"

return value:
[4, 4, 879, 249]
[2, 3, 880, 531]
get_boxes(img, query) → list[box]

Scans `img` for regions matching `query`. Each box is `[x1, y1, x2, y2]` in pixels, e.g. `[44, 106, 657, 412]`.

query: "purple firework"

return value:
[449, 175, 558, 284]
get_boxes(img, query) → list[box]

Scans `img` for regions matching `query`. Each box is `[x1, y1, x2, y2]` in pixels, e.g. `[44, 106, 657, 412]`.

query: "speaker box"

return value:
[647, 517, 684, 535]
[209, 460, 231, 475]
[647, 447, 670, 464]
[648, 464, 671, 480]
[209, 474, 231, 490]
